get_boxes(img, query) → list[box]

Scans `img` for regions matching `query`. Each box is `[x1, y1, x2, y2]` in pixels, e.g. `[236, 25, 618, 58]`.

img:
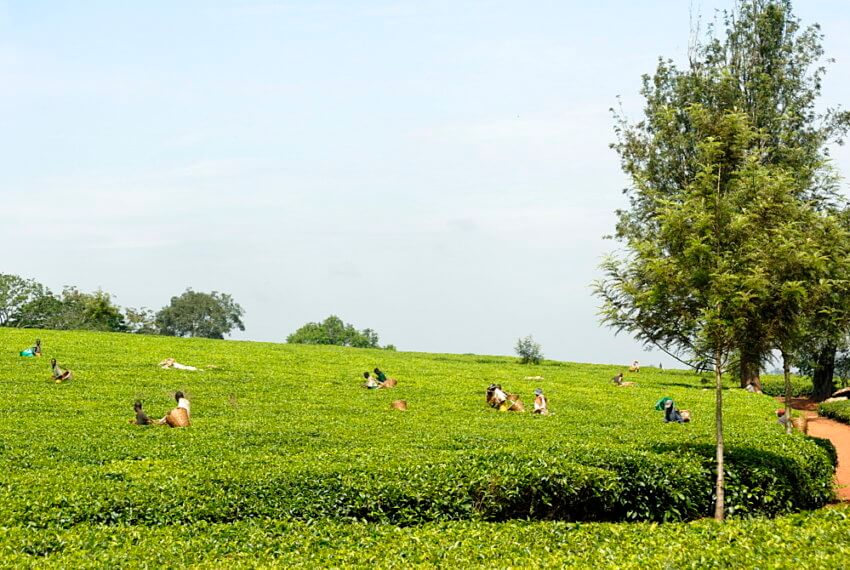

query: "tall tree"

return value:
[735, 167, 850, 425]
[13, 291, 64, 329]
[13, 286, 126, 332]
[124, 307, 159, 335]
[597, 100, 845, 517]
[708, 0, 850, 386]
[0, 274, 48, 327]
[74, 289, 127, 332]
[608, 0, 849, 383]
[615, 107, 764, 519]
[791, 208, 850, 400]
[156, 289, 245, 339]
[286, 315, 385, 349]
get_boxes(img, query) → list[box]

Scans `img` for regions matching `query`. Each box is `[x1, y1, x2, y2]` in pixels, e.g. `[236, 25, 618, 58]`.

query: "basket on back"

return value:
[792, 415, 808, 434]
[500, 394, 524, 412]
[165, 407, 191, 428]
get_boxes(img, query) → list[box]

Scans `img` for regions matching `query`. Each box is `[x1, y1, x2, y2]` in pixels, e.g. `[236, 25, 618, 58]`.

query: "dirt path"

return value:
[804, 416, 850, 501]
[784, 398, 850, 501]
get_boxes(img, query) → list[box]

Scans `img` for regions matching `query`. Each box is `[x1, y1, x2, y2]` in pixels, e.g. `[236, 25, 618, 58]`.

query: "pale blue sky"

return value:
[2, 1, 849, 366]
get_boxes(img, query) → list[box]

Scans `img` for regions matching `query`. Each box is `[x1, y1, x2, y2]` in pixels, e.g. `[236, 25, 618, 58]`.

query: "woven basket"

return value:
[507, 395, 525, 412]
[792, 416, 808, 434]
[165, 407, 190, 428]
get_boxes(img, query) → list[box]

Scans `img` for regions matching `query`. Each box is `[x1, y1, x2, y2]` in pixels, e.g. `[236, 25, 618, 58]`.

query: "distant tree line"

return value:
[1, 274, 395, 348]
[0, 273, 244, 339]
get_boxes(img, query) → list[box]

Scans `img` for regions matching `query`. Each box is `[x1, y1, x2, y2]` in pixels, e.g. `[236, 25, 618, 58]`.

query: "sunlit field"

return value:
[0, 328, 838, 567]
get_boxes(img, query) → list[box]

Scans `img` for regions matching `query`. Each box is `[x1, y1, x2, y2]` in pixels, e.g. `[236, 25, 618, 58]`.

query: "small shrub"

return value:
[515, 335, 543, 365]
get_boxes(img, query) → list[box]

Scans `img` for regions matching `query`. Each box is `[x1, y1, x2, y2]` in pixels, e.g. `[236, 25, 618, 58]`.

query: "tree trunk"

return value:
[812, 343, 837, 402]
[714, 350, 725, 521]
[739, 343, 761, 389]
[782, 350, 793, 435]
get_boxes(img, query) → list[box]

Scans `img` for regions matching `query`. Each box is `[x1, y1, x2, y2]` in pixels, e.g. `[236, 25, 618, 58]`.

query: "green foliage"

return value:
[287, 315, 387, 349]
[75, 289, 127, 332]
[818, 400, 850, 425]
[759, 373, 813, 397]
[0, 273, 46, 326]
[0, 328, 839, 565]
[123, 307, 158, 335]
[515, 335, 543, 365]
[14, 287, 126, 332]
[3, 275, 247, 339]
[600, 0, 850, 374]
[599, 104, 847, 374]
[0, 328, 834, 532]
[156, 289, 244, 339]
[807, 436, 838, 469]
[3, 506, 850, 567]
[11, 291, 65, 329]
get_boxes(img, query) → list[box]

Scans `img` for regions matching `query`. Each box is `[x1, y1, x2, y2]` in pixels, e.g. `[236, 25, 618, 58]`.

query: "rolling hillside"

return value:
[0, 328, 841, 567]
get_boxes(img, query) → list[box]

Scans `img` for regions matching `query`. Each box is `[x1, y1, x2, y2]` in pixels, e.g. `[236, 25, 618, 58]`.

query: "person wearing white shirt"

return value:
[160, 391, 191, 427]
[533, 388, 549, 415]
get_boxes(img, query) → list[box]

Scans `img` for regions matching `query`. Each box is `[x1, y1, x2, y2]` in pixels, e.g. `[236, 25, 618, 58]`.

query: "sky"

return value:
[1, 1, 849, 367]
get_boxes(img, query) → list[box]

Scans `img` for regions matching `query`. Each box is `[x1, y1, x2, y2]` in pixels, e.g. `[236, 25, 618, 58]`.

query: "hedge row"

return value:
[0, 441, 833, 528]
[3, 507, 850, 568]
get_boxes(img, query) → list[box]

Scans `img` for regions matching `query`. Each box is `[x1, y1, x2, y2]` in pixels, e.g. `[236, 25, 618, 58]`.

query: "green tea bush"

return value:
[819, 399, 850, 425]
[0, 329, 835, 533]
[808, 436, 839, 468]
[760, 373, 814, 397]
[3, 507, 850, 568]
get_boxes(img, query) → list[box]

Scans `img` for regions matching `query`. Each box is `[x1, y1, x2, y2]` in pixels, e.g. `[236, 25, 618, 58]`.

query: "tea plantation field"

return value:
[0, 328, 841, 568]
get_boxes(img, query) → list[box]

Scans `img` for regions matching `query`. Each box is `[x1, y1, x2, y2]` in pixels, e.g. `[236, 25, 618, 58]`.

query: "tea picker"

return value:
[51, 358, 73, 383]
[20, 338, 42, 357]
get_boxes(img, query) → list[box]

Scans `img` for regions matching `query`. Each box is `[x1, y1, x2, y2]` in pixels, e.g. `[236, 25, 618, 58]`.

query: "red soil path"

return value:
[785, 397, 850, 501]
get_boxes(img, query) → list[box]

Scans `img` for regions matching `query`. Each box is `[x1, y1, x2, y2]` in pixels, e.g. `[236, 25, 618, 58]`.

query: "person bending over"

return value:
[486, 384, 509, 408]
[20, 339, 42, 357]
[372, 367, 397, 388]
[533, 388, 549, 415]
[611, 372, 635, 388]
[160, 391, 191, 427]
[363, 371, 380, 389]
[131, 400, 153, 425]
[51, 359, 73, 382]
[656, 397, 688, 423]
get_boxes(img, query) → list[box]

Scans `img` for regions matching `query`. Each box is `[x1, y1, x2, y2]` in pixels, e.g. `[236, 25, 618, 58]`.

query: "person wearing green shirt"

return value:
[20, 338, 41, 357]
